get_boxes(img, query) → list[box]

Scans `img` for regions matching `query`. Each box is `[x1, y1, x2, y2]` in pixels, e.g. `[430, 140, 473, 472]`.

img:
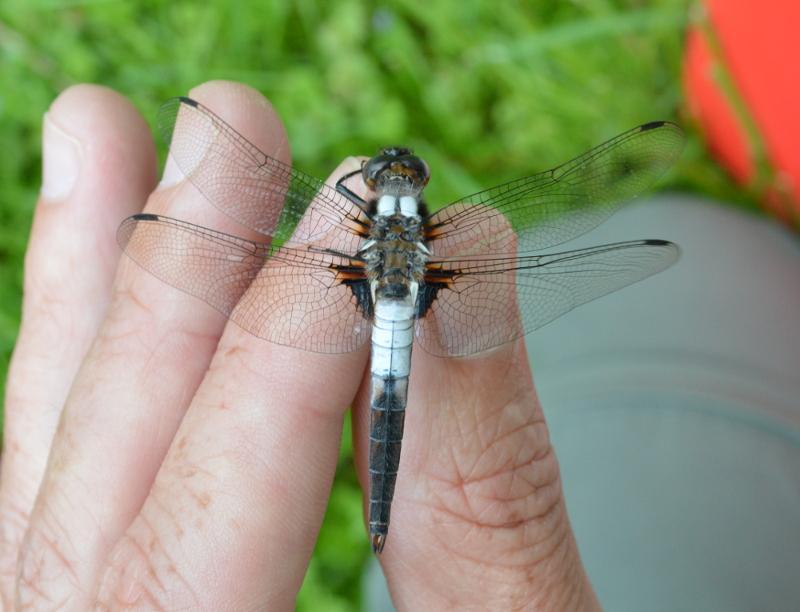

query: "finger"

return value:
[347, 199, 599, 607]
[95, 160, 370, 610]
[15, 81, 289, 609]
[0, 85, 157, 605]
[354, 343, 598, 608]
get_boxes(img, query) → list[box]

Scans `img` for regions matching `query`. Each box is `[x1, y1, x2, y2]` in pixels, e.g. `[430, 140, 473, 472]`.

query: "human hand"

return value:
[0, 80, 600, 610]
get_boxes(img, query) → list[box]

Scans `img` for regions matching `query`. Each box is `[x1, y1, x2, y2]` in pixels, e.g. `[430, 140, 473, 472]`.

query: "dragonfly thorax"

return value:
[361, 214, 428, 301]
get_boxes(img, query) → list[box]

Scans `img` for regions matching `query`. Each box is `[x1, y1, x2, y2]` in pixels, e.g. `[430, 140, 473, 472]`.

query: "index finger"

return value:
[95, 158, 370, 610]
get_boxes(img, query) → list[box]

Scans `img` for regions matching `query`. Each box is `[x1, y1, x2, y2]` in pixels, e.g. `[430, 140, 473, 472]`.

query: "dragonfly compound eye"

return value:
[363, 151, 430, 195]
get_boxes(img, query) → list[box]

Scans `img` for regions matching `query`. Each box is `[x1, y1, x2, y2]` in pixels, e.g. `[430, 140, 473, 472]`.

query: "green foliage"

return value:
[0, 0, 752, 608]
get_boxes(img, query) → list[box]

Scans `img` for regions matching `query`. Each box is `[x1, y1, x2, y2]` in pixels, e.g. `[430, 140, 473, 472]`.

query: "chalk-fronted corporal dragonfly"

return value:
[118, 97, 684, 553]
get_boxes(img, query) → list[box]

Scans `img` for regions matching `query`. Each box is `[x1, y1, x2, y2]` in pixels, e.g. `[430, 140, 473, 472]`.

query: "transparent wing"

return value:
[118, 214, 372, 354]
[158, 97, 369, 248]
[425, 122, 684, 257]
[416, 240, 679, 357]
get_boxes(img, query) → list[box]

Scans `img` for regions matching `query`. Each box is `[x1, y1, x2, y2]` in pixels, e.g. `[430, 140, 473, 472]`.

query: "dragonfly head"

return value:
[363, 146, 430, 197]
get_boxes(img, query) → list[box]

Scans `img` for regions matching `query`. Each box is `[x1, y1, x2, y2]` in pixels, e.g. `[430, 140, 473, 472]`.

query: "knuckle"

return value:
[423, 401, 565, 562]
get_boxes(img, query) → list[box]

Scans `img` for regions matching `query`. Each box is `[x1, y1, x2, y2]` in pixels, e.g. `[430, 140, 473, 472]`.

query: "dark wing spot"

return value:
[640, 120, 666, 131]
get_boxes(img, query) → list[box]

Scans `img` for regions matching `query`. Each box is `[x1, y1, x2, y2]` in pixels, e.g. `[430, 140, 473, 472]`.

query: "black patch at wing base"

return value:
[345, 278, 374, 319]
[416, 282, 442, 319]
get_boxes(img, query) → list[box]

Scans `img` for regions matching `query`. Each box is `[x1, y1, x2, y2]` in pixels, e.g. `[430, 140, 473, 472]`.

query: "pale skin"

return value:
[0, 80, 602, 611]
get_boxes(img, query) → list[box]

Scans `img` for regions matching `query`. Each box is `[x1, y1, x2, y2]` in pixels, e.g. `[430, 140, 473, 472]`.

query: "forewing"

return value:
[425, 122, 684, 256]
[416, 240, 679, 357]
[118, 214, 371, 354]
[159, 97, 369, 248]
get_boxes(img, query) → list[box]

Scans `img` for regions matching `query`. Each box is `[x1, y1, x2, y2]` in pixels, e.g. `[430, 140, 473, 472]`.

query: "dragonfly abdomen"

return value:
[368, 297, 414, 553]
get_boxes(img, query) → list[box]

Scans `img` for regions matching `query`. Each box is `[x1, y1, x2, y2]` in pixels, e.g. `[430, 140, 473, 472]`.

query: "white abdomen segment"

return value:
[370, 298, 415, 378]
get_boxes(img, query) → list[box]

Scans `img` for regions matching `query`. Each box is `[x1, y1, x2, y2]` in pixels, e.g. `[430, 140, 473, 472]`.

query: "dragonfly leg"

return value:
[335, 167, 369, 208]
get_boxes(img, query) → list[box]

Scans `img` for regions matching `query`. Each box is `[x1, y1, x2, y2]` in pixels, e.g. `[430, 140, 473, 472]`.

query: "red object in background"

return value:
[683, 0, 800, 226]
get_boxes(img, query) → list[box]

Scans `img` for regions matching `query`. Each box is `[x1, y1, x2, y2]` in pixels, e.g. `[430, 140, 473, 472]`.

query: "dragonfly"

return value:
[118, 97, 684, 553]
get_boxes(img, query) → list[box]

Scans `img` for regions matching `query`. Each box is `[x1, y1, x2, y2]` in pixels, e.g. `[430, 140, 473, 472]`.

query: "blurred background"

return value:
[1, 1, 796, 609]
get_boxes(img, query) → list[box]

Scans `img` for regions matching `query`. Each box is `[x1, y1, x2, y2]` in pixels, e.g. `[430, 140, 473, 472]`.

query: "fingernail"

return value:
[41, 112, 82, 201]
[158, 107, 199, 189]
[158, 153, 185, 189]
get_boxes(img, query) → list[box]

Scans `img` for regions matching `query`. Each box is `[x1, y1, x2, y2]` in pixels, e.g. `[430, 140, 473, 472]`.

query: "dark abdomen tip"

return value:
[372, 533, 386, 554]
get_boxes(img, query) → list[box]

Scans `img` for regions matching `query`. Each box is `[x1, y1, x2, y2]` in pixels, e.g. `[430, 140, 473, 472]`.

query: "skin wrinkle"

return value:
[100, 534, 169, 610]
[17, 520, 80, 607]
[426, 391, 526, 482]
[119, 426, 304, 612]
[412, 515, 573, 612]
[455, 421, 551, 489]
[423, 402, 558, 530]
[131, 502, 202, 607]
[110, 285, 157, 319]
[460, 450, 559, 525]
[145, 492, 186, 542]
[204, 340, 267, 387]
[170, 456, 216, 483]
[419, 463, 565, 572]
[148, 412, 308, 588]
[468, 512, 572, 596]
[172, 470, 212, 512]
[126, 515, 170, 594]
[0, 500, 31, 561]
[15, 549, 52, 606]
[424, 486, 563, 540]
[0, 424, 45, 510]
[185, 436, 270, 499]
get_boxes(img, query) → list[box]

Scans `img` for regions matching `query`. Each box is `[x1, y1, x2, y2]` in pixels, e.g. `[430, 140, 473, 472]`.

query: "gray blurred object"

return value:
[364, 196, 800, 611]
